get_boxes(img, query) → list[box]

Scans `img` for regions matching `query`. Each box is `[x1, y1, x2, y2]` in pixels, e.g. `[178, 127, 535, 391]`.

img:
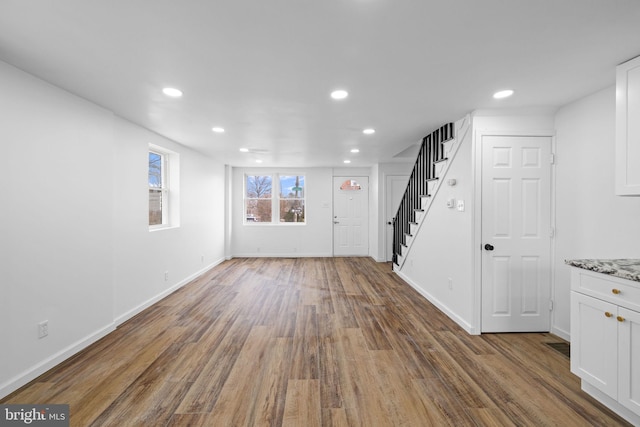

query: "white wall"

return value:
[113, 120, 226, 323]
[554, 86, 640, 338]
[397, 122, 476, 332]
[396, 113, 557, 334]
[231, 167, 334, 257]
[0, 60, 226, 398]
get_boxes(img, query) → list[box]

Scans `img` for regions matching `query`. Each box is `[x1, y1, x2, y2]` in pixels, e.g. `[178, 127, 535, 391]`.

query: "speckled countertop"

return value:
[565, 259, 640, 282]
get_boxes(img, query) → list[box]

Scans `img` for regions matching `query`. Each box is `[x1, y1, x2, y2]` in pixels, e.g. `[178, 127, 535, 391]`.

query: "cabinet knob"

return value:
[612, 288, 621, 295]
[617, 316, 625, 322]
[604, 311, 613, 318]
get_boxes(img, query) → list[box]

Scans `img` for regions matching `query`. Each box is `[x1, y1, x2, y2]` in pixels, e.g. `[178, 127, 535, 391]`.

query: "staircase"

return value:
[392, 117, 469, 268]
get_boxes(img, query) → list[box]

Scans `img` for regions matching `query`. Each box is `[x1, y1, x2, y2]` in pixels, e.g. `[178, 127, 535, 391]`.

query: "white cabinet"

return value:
[616, 55, 640, 195]
[570, 268, 640, 425]
[619, 306, 640, 416]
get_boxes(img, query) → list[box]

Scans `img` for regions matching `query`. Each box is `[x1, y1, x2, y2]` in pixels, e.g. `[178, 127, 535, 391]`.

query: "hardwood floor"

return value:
[2, 257, 631, 426]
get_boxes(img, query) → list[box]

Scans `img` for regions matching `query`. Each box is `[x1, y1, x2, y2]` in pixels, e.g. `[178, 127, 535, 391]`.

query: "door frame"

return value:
[332, 175, 370, 256]
[472, 129, 557, 333]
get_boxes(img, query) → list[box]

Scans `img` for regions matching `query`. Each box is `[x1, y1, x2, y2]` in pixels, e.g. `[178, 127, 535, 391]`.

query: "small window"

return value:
[279, 175, 305, 223]
[149, 145, 179, 230]
[339, 179, 362, 191]
[245, 175, 273, 223]
[149, 150, 166, 226]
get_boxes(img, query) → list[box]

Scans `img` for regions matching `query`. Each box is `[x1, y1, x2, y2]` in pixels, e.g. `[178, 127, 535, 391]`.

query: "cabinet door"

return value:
[618, 307, 640, 416]
[616, 55, 640, 195]
[571, 292, 618, 398]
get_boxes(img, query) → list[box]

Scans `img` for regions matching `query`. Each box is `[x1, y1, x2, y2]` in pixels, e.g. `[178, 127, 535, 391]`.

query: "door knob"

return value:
[484, 244, 494, 251]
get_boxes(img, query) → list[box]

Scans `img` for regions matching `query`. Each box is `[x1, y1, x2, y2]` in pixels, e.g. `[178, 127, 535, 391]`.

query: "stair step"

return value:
[420, 194, 432, 210]
[433, 157, 449, 165]
[427, 179, 439, 194]
[404, 234, 413, 246]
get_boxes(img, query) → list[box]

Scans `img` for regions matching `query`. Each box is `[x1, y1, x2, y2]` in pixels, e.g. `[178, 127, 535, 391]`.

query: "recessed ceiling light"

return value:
[239, 148, 249, 152]
[331, 90, 349, 100]
[211, 127, 225, 133]
[343, 160, 351, 164]
[363, 128, 375, 135]
[255, 159, 263, 164]
[162, 87, 183, 97]
[493, 89, 514, 99]
[350, 148, 360, 153]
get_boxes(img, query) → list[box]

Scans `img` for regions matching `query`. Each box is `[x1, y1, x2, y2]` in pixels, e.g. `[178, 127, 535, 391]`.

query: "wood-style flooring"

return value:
[1, 257, 631, 426]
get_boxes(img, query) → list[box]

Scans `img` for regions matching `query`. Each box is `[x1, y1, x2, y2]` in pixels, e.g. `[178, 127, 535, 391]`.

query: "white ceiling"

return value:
[1, 1, 640, 167]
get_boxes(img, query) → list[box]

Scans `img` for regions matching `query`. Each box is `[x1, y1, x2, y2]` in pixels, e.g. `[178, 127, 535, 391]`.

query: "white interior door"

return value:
[481, 135, 552, 332]
[333, 177, 369, 256]
[385, 175, 409, 261]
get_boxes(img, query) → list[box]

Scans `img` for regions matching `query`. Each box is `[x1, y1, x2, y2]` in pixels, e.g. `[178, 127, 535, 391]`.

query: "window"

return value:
[279, 175, 305, 223]
[149, 145, 179, 229]
[244, 174, 305, 224]
[149, 150, 166, 226]
[339, 179, 362, 191]
[245, 175, 273, 223]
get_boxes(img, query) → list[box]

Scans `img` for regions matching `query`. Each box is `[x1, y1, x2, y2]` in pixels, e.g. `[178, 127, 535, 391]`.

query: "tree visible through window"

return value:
[244, 174, 305, 224]
[279, 175, 305, 223]
[245, 175, 272, 222]
[149, 151, 166, 226]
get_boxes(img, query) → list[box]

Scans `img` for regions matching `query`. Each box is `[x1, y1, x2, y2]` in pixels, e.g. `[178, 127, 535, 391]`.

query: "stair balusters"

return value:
[392, 123, 454, 266]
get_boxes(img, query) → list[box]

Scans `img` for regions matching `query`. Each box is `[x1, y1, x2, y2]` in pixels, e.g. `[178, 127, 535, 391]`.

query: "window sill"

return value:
[149, 224, 180, 232]
[243, 222, 306, 226]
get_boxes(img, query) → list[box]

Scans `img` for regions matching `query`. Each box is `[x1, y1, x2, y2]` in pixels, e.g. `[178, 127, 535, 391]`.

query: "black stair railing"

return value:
[392, 123, 454, 265]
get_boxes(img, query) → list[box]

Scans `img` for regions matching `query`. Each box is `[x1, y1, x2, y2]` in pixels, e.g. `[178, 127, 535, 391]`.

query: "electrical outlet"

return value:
[38, 320, 49, 338]
[448, 278, 453, 290]
[201, 254, 204, 263]
[164, 271, 169, 281]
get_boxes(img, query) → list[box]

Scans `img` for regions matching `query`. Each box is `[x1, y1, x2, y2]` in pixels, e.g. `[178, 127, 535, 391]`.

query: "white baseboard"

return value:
[0, 323, 115, 399]
[231, 252, 333, 258]
[0, 257, 228, 400]
[394, 269, 477, 335]
[114, 257, 226, 326]
[551, 326, 570, 342]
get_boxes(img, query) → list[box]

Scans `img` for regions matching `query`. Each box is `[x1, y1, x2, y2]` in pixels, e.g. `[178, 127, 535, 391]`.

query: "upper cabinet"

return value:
[616, 55, 640, 196]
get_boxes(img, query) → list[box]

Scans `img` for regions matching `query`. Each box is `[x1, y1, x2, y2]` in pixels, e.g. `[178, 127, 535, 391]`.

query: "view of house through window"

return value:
[245, 174, 305, 224]
[149, 151, 165, 226]
[279, 175, 305, 223]
[245, 175, 272, 222]
[339, 179, 362, 191]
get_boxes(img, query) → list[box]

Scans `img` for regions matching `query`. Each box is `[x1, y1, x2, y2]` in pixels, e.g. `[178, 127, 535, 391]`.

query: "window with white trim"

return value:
[244, 174, 305, 224]
[149, 145, 179, 229]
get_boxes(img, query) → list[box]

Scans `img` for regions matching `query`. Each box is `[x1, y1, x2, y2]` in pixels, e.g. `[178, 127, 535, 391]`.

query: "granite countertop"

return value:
[565, 259, 640, 282]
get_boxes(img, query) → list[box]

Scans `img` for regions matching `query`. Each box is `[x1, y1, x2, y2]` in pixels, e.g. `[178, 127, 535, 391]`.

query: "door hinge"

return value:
[550, 227, 555, 238]
[550, 153, 555, 164]
[549, 300, 554, 311]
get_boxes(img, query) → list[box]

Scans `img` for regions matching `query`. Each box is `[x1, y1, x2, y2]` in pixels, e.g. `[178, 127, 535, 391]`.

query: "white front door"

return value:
[385, 175, 409, 262]
[481, 135, 552, 332]
[333, 177, 369, 256]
